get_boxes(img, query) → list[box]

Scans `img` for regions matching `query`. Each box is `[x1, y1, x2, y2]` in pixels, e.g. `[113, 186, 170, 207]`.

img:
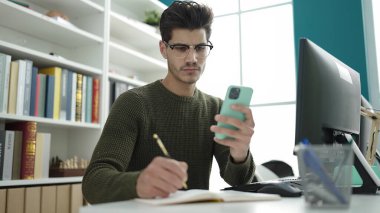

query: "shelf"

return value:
[112, 0, 166, 21]
[0, 40, 102, 76]
[0, 113, 101, 129]
[0, 0, 103, 48]
[109, 41, 166, 73]
[110, 11, 161, 53]
[0, 176, 82, 188]
[28, 0, 104, 18]
[108, 72, 146, 87]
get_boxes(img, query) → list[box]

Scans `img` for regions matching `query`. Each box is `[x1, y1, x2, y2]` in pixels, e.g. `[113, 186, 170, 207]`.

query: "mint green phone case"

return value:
[215, 85, 253, 140]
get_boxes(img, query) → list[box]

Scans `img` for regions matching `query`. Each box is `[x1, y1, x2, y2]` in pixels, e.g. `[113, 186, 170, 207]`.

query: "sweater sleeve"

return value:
[82, 91, 145, 204]
[213, 141, 255, 186]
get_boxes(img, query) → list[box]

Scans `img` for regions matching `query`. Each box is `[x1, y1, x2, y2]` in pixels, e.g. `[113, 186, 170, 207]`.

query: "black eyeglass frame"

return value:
[163, 40, 214, 57]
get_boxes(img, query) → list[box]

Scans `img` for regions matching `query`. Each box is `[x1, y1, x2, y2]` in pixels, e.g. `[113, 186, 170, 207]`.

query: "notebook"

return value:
[135, 189, 281, 205]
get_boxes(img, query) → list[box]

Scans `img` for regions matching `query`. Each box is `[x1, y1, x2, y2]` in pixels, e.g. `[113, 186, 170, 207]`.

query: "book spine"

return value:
[86, 76, 92, 123]
[71, 72, 77, 122]
[66, 71, 73, 121]
[29, 66, 38, 116]
[0, 131, 5, 180]
[60, 69, 68, 120]
[16, 60, 26, 115]
[45, 75, 55, 119]
[3, 131, 15, 180]
[75, 74, 82, 122]
[23, 60, 33, 116]
[81, 75, 86, 123]
[7, 121, 37, 179]
[92, 78, 99, 123]
[0, 53, 11, 113]
[39, 67, 62, 120]
[38, 74, 46, 117]
[0, 53, 5, 112]
[7, 61, 19, 114]
[12, 131, 22, 179]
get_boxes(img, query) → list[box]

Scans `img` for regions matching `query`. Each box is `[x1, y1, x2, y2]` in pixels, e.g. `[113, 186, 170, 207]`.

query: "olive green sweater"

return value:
[82, 80, 255, 204]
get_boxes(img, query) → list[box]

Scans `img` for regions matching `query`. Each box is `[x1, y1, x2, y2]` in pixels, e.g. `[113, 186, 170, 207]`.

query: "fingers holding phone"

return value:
[211, 86, 254, 162]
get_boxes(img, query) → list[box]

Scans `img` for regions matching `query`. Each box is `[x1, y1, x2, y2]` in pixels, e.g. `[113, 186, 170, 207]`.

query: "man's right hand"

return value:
[136, 156, 188, 198]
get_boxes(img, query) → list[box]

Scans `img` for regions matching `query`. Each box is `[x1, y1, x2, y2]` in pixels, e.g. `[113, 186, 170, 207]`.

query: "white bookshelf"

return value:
[0, 177, 82, 188]
[109, 41, 166, 73]
[0, 1, 103, 47]
[0, 40, 102, 76]
[0, 0, 167, 187]
[108, 72, 146, 87]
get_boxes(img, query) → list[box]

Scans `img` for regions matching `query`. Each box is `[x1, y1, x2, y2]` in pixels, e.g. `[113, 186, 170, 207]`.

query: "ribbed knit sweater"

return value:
[82, 80, 255, 204]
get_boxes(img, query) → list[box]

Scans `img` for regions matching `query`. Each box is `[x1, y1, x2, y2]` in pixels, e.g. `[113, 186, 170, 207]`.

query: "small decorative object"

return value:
[49, 156, 89, 177]
[46, 10, 69, 21]
[144, 10, 161, 26]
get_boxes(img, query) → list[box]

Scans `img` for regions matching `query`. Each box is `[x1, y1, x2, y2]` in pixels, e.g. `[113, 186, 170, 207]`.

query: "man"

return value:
[82, 1, 255, 204]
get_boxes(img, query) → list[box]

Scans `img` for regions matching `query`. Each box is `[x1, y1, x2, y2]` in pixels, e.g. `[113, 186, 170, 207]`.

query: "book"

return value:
[135, 189, 281, 205]
[23, 60, 33, 116]
[29, 66, 39, 116]
[70, 72, 77, 122]
[15, 60, 27, 115]
[0, 130, 4, 180]
[85, 76, 92, 123]
[60, 69, 68, 120]
[81, 75, 86, 123]
[7, 61, 19, 114]
[12, 131, 23, 179]
[39, 67, 62, 120]
[2, 130, 15, 180]
[92, 78, 99, 123]
[34, 132, 51, 179]
[65, 70, 73, 121]
[75, 74, 82, 122]
[45, 75, 55, 119]
[6, 121, 37, 179]
[37, 74, 47, 117]
[0, 53, 11, 113]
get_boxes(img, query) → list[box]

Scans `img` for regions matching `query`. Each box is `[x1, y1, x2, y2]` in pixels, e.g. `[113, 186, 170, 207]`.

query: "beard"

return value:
[168, 62, 205, 85]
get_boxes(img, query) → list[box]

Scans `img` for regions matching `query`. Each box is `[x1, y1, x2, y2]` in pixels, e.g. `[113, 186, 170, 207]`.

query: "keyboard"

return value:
[223, 176, 304, 192]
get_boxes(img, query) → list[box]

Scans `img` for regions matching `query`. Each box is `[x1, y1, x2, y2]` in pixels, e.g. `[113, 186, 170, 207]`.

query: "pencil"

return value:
[153, 133, 188, 189]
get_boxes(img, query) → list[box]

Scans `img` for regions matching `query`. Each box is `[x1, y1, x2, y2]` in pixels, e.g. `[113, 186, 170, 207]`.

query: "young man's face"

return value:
[160, 28, 209, 85]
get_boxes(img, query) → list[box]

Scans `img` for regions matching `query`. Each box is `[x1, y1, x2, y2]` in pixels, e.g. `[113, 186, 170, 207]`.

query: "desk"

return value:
[80, 194, 380, 213]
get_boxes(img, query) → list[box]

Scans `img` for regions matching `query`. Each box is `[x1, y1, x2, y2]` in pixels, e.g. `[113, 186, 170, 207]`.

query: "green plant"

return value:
[144, 10, 161, 26]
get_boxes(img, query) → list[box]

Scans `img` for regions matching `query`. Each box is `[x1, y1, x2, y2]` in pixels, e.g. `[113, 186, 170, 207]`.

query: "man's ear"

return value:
[159, 41, 167, 59]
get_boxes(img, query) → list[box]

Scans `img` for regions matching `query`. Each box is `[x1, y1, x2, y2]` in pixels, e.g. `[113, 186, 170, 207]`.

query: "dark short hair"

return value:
[159, 1, 214, 42]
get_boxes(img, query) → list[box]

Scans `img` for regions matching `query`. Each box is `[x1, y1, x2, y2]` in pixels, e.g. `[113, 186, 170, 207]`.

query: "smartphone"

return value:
[215, 85, 253, 140]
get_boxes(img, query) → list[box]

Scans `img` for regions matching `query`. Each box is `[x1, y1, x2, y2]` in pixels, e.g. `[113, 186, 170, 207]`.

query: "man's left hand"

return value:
[210, 104, 255, 163]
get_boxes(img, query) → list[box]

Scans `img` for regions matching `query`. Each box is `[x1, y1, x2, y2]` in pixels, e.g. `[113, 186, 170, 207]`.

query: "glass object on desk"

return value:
[296, 143, 353, 208]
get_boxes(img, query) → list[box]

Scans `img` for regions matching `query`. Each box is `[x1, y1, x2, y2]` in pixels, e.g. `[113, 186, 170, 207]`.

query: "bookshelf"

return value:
[0, 0, 167, 189]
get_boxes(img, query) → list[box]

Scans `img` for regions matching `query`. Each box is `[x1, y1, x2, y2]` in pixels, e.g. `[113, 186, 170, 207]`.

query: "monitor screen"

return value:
[295, 38, 362, 146]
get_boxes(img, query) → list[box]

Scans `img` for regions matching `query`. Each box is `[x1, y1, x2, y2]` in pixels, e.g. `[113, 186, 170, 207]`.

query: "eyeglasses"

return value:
[163, 41, 213, 58]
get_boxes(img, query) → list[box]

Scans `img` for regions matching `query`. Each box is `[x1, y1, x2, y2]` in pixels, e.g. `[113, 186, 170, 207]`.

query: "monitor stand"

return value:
[346, 134, 380, 194]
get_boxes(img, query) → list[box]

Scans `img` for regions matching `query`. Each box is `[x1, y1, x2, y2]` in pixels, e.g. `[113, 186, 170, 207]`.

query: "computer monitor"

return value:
[295, 38, 361, 145]
[295, 38, 380, 193]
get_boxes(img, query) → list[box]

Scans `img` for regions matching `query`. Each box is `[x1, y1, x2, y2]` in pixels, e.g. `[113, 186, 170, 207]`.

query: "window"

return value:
[196, 0, 296, 190]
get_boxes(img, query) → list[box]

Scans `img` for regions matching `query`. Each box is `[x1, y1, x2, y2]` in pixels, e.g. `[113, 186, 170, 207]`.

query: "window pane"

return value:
[251, 104, 298, 175]
[197, 15, 240, 99]
[198, 0, 239, 16]
[241, 5, 296, 104]
[240, 0, 291, 11]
